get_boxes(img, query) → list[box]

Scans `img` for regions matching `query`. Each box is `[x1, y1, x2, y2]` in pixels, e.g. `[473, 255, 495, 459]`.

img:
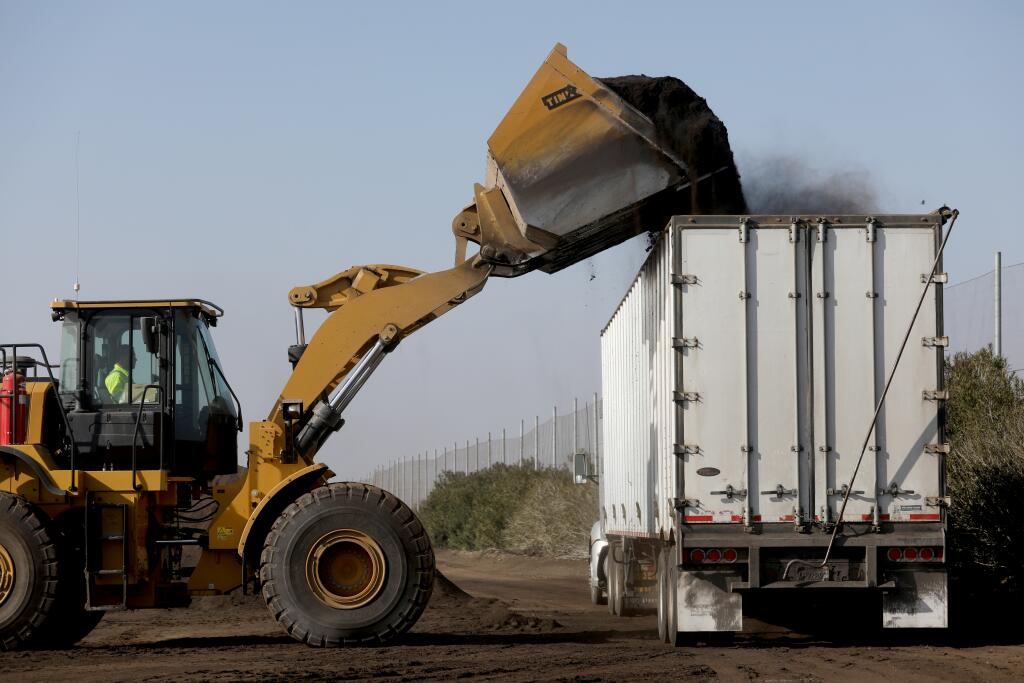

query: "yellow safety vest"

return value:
[105, 363, 129, 403]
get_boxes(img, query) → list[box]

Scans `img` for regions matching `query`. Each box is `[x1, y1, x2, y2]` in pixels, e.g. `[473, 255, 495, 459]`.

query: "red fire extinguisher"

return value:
[0, 368, 27, 445]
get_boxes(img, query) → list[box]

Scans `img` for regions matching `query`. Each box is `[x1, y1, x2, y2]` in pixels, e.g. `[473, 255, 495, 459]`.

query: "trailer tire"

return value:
[0, 493, 59, 651]
[607, 543, 624, 617]
[657, 546, 678, 645]
[260, 482, 433, 647]
[590, 552, 608, 606]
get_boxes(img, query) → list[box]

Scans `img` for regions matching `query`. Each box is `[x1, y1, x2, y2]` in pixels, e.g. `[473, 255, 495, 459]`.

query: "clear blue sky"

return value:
[2, 1, 1022, 480]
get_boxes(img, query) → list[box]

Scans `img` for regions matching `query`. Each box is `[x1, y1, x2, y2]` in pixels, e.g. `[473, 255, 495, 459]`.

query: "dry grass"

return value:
[420, 465, 597, 560]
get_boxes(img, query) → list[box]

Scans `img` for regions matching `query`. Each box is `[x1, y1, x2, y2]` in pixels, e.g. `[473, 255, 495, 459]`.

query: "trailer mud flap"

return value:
[883, 569, 948, 628]
[677, 570, 742, 632]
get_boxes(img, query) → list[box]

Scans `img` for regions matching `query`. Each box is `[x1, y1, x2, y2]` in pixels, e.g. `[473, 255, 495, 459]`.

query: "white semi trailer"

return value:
[589, 210, 953, 643]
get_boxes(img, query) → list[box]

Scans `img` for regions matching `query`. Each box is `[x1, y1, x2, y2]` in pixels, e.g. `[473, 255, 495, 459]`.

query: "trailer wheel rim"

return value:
[306, 529, 387, 610]
[0, 542, 14, 607]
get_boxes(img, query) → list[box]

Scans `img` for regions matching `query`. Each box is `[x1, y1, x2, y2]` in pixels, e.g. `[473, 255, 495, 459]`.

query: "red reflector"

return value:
[723, 548, 738, 563]
[690, 549, 705, 564]
[920, 548, 934, 561]
[706, 549, 722, 563]
[935, 547, 944, 560]
[887, 547, 902, 562]
[904, 547, 918, 561]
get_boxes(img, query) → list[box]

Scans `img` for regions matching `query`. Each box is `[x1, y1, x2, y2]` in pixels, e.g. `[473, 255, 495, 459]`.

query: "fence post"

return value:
[487, 432, 492, 468]
[995, 250, 1003, 357]
[573, 397, 578, 456]
[535, 415, 539, 470]
[501, 428, 506, 464]
[475, 436, 480, 471]
[552, 405, 557, 469]
[466, 440, 470, 474]
[519, 419, 524, 466]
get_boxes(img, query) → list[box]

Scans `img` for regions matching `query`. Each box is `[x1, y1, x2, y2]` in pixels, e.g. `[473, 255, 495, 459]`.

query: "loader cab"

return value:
[50, 299, 240, 478]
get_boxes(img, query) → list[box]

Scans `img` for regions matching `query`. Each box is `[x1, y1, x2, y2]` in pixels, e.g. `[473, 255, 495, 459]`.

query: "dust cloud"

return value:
[742, 156, 879, 215]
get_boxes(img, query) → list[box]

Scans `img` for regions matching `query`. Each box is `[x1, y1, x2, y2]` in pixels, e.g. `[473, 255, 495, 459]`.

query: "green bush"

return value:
[946, 348, 1024, 596]
[419, 464, 597, 559]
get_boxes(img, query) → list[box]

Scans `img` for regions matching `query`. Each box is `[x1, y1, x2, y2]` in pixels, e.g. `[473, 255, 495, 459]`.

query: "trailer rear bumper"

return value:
[672, 523, 948, 631]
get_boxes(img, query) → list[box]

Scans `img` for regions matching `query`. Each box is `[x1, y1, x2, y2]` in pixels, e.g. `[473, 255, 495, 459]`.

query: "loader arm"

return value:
[255, 257, 491, 462]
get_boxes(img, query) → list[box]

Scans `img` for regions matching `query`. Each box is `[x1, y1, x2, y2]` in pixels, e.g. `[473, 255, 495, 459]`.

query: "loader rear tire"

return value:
[0, 493, 59, 651]
[260, 482, 433, 647]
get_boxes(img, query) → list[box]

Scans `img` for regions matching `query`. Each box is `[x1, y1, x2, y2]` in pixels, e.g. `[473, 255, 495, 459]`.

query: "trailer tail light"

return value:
[884, 547, 943, 563]
[686, 548, 739, 565]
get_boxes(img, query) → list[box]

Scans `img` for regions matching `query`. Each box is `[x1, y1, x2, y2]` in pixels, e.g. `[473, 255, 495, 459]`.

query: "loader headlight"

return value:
[282, 400, 304, 421]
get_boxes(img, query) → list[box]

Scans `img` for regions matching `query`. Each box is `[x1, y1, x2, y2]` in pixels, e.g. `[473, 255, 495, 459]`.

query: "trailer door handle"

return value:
[760, 485, 797, 497]
[826, 484, 865, 496]
[710, 485, 747, 499]
[879, 482, 915, 497]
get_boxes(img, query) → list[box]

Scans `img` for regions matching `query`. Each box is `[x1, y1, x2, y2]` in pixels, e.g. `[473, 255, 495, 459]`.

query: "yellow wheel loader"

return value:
[0, 44, 711, 648]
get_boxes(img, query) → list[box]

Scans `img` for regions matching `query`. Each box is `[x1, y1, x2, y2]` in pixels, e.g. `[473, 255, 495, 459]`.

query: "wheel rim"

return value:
[305, 529, 387, 610]
[0, 542, 14, 608]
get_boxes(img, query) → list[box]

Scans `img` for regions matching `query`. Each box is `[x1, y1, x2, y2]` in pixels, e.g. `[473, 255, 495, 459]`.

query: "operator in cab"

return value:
[104, 344, 134, 403]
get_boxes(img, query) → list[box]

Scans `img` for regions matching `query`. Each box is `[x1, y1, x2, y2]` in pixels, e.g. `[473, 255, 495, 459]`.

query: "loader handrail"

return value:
[0, 343, 78, 492]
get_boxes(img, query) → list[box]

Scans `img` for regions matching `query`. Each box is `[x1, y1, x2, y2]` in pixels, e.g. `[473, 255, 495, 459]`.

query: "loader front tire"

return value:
[260, 483, 433, 647]
[0, 493, 59, 651]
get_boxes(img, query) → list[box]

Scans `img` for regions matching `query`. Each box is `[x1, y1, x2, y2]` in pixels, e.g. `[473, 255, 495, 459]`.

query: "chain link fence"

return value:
[363, 395, 601, 510]
[944, 259, 1024, 373]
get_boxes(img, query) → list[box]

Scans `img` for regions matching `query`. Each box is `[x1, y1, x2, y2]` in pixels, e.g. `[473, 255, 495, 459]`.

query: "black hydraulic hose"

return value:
[782, 208, 959, 580]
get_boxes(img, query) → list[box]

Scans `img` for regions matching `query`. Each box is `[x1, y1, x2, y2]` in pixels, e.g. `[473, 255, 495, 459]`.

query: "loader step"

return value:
[84, 496, 129, 610]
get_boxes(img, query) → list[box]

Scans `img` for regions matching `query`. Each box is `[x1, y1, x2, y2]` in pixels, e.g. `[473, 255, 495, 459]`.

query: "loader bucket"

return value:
[485, 43, 689, 274]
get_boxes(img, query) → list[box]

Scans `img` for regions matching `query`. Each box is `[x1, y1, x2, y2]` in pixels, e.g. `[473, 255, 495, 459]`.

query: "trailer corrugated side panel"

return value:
[600, 231, 673, 538]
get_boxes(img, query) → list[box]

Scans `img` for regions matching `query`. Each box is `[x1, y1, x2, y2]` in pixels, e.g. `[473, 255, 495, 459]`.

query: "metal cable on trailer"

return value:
[783, 207, 959, 580]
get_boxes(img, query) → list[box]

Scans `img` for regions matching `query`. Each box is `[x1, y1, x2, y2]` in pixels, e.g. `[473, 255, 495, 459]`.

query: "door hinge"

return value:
[739, 218, 751, 243]
[924, 442, 951, 455]
[674, 443, 700, 456]
[922, 389, 950, 401]
[922, 272, 949, 284]
[926, 496, 951, 508]
[672, 337, 699, 349]
[922, 336, 949, 348]
[673, 391, 700, 404]
[865, 217, 877, 243]
[672, 274, 698, 285]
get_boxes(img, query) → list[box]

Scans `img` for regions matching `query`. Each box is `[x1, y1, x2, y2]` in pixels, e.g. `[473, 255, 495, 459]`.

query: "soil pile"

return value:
[428, 569, 560, 633]
[600, 75, 748, 216]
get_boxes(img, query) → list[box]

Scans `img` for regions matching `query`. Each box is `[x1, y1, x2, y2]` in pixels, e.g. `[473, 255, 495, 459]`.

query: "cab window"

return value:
[85, 313, 159, 406]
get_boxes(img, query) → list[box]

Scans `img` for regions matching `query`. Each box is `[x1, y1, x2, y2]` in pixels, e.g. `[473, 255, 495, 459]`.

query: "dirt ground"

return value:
[2, 550, 1022, 682]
